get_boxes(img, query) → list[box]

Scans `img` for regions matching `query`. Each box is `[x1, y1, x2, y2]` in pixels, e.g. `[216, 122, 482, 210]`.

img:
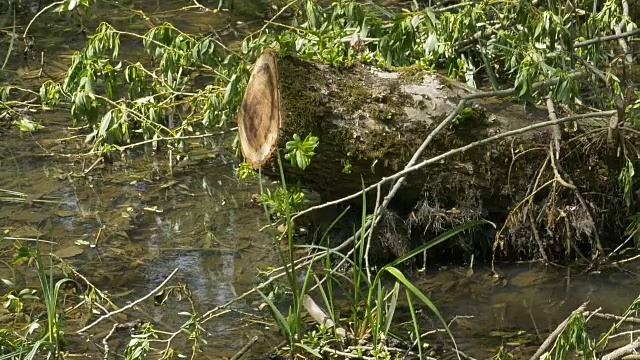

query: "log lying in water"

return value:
[237, 49, 629, 261]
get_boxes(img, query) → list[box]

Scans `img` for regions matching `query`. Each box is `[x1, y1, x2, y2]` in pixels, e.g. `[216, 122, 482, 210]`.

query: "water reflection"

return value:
[415, 263, 640, 358]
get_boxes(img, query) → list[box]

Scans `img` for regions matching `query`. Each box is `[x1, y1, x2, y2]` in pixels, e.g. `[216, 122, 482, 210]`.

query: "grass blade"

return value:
[257, 290, 291, 340]
[383, 281, 400, 335]
[384, 266, 458, 351]
[406, 291, 423, 360]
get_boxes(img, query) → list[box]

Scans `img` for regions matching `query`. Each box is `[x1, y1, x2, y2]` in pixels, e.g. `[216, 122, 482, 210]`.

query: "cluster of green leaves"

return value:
[260, 186, 306, 218]
[260, 163, 494, 358]
[30, 0, 637, 171]
[541, 313, 595, 359]
[39, 20, 259, 155]
[284, 133, 319, 170]
[236, 161, 257, 180]
[0, 243, 74, 359]
[243, 0, 635, 105]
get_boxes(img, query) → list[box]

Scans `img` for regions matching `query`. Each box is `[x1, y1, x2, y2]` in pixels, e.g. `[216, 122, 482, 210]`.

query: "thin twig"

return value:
[451, 347, 478, 360]
[114, 128, 237, 151]
[365, 183, 382, 282]
[76, 268, 178, 333]
[584, 311, 640, 324]
[321, 347, 376, 360]
[3, 237, 57, 244]
[23, 1, 65, 39]
[545, 94, 562, 161]
[528, 209, 548, 262]
[249, 0, 300, 38]
[102, 323, 118, 360]
[573, 28, 640, 49]
[229, 336, 259, 360]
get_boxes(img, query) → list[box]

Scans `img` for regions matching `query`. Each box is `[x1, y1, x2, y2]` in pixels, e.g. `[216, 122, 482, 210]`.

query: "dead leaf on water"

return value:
[160, 180, 178, 189]
[54, 245, 84, 258]
[115, 231, 130, 240]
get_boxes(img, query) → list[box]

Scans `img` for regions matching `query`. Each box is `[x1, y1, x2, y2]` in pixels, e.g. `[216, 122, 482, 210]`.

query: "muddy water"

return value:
[1, 1, 640, 359]
[416, 264, 640, 358]
[0, 112, 281, 356]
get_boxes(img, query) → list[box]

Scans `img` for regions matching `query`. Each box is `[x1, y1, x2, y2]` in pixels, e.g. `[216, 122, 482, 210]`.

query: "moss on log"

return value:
[252, 54, 633, 261]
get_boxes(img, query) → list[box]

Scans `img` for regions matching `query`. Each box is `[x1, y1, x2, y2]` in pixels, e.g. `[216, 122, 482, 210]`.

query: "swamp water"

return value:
[1, 1, 639, 359]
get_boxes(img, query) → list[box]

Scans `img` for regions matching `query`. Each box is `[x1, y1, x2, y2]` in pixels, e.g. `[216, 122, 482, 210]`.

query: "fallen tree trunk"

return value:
[238, 50, 633, 261]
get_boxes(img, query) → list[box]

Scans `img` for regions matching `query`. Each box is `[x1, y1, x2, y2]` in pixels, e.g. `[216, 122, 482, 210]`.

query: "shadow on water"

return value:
[1, 0, 640, 359]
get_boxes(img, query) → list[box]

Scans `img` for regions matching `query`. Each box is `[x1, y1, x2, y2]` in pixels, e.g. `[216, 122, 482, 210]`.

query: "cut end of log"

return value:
[237, 48, 282, 170]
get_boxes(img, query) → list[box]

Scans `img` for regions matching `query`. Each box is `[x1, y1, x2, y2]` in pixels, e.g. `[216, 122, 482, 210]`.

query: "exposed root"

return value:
[409, 194, 483, 234]
[546, 95, 604, 257]
[378, 210, 410, 259]
[528, 208, 548, 263]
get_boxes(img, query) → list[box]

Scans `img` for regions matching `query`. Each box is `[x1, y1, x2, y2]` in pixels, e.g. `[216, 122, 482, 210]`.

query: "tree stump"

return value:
[237, 49, 629, 261]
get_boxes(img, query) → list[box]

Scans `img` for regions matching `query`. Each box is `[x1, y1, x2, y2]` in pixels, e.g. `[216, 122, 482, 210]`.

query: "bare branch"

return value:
[76, 268, 179, 334]
[573, 28, 640, 49]
[602, 338, 640, 360]
[545, 96, 605, 256]
[529, 302, 590, 360]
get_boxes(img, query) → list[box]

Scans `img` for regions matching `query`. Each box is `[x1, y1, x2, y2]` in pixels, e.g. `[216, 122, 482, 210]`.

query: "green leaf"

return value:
[257, 289, 291, 339]
[385, 266, 457, 349]
[296, 343, 323, 358]
[223, 74, 237, 105]
[98, 111, 113, 138]
[13, 117, 44, 132]
[383, 282, 400, 334]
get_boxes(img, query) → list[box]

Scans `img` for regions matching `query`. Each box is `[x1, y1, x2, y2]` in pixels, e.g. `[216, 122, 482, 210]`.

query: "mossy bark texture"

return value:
[269, 55, 631, 261]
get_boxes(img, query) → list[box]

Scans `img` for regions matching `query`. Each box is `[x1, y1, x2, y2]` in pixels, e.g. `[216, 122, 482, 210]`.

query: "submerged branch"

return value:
[230, 336, 259, 360]
[529, 302, 589, 360]
[602, 338, 640, 360]
[76, 268, 179, 333]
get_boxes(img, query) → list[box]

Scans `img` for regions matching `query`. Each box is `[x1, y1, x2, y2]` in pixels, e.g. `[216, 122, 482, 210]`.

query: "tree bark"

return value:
[248, 54, 629, 260]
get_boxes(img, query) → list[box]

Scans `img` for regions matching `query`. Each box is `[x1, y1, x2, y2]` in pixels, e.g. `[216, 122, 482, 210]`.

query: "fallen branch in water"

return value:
[584, 311, 640, 324]
[75, 268, 179, 333]
[602, 338, 640, 360]
[230, 335, 259, 360]
[529, 302, 589, 360]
